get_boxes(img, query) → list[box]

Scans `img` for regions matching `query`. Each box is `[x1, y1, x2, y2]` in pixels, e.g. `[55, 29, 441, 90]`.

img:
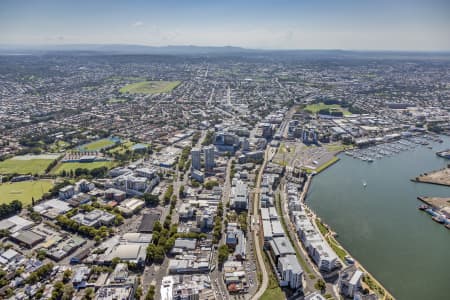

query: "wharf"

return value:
[417, 196, 450, 217]
[412, 167, 450, 187]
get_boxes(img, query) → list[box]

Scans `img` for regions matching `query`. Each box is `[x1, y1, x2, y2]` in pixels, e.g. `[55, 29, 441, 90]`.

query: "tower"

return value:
[191, 147, 201, 170]
[204, 145, 215, 171]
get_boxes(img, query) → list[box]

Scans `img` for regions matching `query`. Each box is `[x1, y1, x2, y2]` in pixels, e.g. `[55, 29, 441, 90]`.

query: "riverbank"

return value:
[304, 173, 395, 299]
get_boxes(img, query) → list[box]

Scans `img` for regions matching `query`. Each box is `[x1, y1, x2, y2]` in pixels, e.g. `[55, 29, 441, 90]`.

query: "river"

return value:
[306, 136, 450, 300]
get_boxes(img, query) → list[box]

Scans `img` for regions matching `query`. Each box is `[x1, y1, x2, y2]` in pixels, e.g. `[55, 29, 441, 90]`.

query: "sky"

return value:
[0, 0, 449, 51]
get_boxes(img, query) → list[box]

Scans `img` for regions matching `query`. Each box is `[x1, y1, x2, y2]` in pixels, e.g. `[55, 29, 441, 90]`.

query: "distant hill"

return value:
[0, 44, 449, 59]
[0, 44, 257, 55]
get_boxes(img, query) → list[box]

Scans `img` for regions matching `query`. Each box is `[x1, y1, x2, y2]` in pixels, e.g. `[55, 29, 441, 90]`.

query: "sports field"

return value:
[0, 154, 59, 175]
[51, 161, 115, 174]
[304, 102, 351, 115]
[0, 180, 53, 205]
[78, 138, 119, 151]
[119, 80, 181, 94]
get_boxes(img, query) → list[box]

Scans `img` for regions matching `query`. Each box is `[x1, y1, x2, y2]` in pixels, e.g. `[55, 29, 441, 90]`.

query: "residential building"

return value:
[230, 179, 248, 210]
[191, 147, 201, 170]
[203, 145, 215, 171]
[338, 265, 363, 299]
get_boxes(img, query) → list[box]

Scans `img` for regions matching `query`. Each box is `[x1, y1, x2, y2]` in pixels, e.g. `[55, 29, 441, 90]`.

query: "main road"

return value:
[250, 147, 270, 300]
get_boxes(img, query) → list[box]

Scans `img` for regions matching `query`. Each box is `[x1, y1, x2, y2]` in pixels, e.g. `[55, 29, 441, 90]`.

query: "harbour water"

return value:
[306, 136, 450, 300]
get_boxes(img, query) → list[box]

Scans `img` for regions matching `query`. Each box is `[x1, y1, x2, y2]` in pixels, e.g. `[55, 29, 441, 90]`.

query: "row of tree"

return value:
[56, 214, 113, 242]
[163, 184, 174, 204]
[0, 200, 22, 220]
[213, 202, 224, 244]
[59, 166, 108, 178]
[177, 146, 191, 172]
[25, 262, 54, 284]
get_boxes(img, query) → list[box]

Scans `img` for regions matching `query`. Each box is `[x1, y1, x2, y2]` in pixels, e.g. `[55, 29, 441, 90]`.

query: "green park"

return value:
[119, 80, 181, 94]
[0, 155, 59, 175]
[0, 180, 53, 205]
[51, 161, 115, 175]
[304, 102, 351, 116]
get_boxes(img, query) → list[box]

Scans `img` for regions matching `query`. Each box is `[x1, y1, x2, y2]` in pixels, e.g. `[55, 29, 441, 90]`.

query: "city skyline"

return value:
[1, 0, 450, 51]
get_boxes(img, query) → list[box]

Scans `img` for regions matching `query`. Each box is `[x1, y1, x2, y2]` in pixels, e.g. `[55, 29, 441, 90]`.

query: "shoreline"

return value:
[304, 156, 395, 300]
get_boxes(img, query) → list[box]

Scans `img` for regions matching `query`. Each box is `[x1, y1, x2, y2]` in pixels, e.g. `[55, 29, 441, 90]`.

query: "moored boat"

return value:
[418, 204, 428, 210]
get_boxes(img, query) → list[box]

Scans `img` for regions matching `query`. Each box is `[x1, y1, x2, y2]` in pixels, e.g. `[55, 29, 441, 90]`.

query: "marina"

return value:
[344, 134, 443, 163]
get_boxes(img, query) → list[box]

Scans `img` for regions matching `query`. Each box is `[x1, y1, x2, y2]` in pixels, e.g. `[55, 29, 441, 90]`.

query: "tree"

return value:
[52, 281, 64, 299]
[315, 278, 326, 291]
[163, 185, 174, 204]
[146, 244, 157, 262]
[204, 180, 219, 190]
[178, 185, 185, 198]
[84, 287, 95, 300]
[62, 284, 75, 300]
[145, 285, 156, 300]
[218, 245, 229, 265]
[36, 249, 47, 260]
[62, 269, 72, 283]
[111, 257, 120, 268]
[153, 221, 162, 232]
[154, 246, 165, 263]
[238, 212, 248, 234]
[143, 193, 160, 207]
[135, 286, 143, 299]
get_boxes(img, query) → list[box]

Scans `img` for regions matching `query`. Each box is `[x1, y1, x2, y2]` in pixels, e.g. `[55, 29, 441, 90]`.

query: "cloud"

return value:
[132, 21, 144, 27]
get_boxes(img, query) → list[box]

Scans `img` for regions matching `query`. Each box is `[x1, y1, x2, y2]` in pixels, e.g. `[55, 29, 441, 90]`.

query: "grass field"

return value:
[119, 80, 181, 94]
[0, 158, 55, 175]
[304, 156, 340, 174]
[49, 140, 70, 152]
[78, 138, 119, 151]
[325, 143, 353, 152]
[107, 97, 129, 104]
[107, 141, 135, 154]
[0, 180, 53, 205]
[260, 251, 285, 300]
[51, 161, 115, 175]
[304, 102, 351, 116]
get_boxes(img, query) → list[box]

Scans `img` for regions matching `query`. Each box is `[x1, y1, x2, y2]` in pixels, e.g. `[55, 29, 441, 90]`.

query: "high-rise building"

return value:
[191, 148, 201, 170]
[203, 145, 215, 171]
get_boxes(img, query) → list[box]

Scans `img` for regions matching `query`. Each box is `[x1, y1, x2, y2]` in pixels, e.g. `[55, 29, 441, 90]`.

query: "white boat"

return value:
[363, 181, 367, 187]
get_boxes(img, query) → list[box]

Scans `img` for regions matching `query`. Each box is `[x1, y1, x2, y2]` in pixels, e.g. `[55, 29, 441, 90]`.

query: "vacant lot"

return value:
[0, 180, 53, 205]
[78, 138, 119, 151]
[119, 80, 181, 94]
[0, 155, 58, 175]
[415, 167, 450, 186]
[51, 161, 115, 175]
[304, 102, 351, 115]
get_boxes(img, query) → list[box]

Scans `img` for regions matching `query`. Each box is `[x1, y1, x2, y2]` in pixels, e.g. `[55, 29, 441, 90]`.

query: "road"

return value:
[250, 148, 270, 300]
[210, 157, 233, 300]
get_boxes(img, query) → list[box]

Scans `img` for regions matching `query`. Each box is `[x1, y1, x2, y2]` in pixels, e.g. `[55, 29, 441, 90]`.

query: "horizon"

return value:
[1, 0, 449, 51]
[1, 43, 450, 54]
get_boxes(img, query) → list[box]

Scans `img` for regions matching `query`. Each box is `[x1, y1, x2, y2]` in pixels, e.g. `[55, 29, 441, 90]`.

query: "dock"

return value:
[417, 196, 450, 217]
